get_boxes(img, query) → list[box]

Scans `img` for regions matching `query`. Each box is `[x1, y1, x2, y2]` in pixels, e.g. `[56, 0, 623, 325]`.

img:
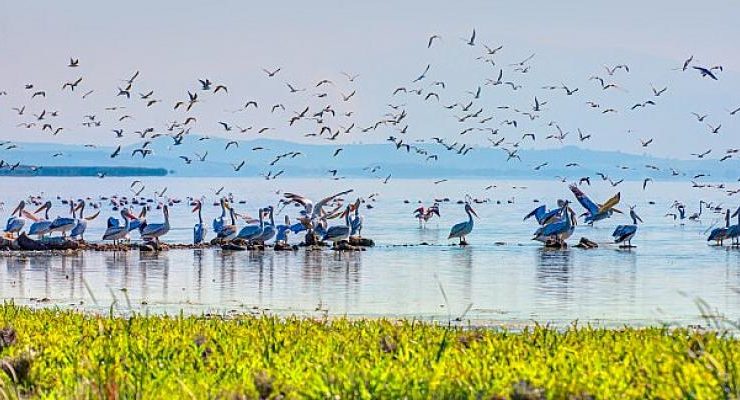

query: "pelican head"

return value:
[465, 203, 479, 218]
[34, 201, 52, 214]
[11, 201, 25, 216]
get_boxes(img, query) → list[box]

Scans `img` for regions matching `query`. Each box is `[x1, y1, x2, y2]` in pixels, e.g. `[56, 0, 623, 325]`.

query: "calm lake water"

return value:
[0, 177, 738, 327]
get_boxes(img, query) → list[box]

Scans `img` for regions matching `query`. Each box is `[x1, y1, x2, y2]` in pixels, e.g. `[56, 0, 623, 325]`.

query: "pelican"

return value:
[612, 206, 643, 248]
[102, 209, 134, 245]
[237, 208, 264, 242]
[140, 205, 170, 243]
[128, 206, 147, 233]
[569, 185, 621, 224]
[727, 207, 740, 246]
[4, 201, 26, 237]
[707, 209, 731, 246]
[217, 205, 238, 242]
[49, 200, 78, 238]
[192, 200, 207, 244]
[322, 205, 351, 244]
[349, 199, 364, 238]
[256, 206, 276, 243]
[70, 200, 100, 241]
[28, 201, 53, 238]
[448, 203, 478, 245]
[213, 198, 227, 236]
[532, 202, 576, 245]
[275, 215, 292, 245]
[524, 201, 565, 225]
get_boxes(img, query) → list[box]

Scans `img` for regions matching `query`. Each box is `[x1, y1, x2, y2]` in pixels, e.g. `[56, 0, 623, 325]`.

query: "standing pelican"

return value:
[448, 203, 478, 245]
[213, 198, 227, 236]
[612, 206, 643, 248]
[256, 206, 276, 243]
[28, 201, 53, 238]
[322, 205, 351, 244]
[140, 205, 170, 243]
[70, 200, 99, 241]
[192, 200, 207, 244]
[217, 205, 238, 242]
[726, 207, 740, 246]
[275, 215, 292, 245]
[707, 209, 731, 246]
[49, 200, 78, 238]
[349, 198, 364, 238]
[4, 201, 26, 237]
[102, 209, 134, 245]
[237, 208, 264, 242]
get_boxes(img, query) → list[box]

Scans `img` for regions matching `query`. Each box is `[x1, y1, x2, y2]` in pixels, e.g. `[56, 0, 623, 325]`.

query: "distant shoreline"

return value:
[0, 165, 168, 177]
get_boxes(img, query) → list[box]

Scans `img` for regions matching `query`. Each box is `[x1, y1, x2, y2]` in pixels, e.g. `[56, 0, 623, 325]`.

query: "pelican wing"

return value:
[523, 205, 545, 222]
[569, 185, 599, 216]
[598, 192, 621, 213]
[312, 189, 354, 218]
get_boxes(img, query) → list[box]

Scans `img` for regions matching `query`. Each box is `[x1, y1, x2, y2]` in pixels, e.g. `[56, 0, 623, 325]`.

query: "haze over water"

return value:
[1, 177, 737, 327]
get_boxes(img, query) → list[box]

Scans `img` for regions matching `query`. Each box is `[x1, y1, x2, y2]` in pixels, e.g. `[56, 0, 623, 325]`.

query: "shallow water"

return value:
[0, 177, 738, 326]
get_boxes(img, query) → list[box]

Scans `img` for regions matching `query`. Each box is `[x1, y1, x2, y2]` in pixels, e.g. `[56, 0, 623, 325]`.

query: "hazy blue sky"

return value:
[0, 0, 738, 159]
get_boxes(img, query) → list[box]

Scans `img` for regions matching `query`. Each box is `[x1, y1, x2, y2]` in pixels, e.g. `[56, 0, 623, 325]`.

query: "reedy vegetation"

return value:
[0, 305, 738, 399]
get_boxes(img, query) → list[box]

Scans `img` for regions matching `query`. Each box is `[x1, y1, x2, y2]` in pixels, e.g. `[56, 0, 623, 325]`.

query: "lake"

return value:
[0, 177, 738, 327]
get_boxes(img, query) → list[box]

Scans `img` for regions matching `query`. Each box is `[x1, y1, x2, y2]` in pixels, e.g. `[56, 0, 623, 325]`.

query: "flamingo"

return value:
[192, 200, 207, 244]
[414, 203, 440, 228]
[448, 203, 478, 245]
[4, 201, 27, 238]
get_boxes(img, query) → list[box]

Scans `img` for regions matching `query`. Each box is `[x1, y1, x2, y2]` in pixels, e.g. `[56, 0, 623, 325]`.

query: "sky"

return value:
[0, 0, 738, 160]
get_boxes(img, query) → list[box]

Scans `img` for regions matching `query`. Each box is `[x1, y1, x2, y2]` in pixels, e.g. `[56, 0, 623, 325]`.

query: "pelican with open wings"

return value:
[569, 184, 621, 224]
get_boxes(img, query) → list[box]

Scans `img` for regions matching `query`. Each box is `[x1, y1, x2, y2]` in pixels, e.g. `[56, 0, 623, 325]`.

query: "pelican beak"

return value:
[612, 208, 623, 214]
[34, 203, 50, 214]
[85, 210, 101, 221]
[11, 203, 22, 216]
[470, 207, 479, 219]
[192, 202, 201, 212]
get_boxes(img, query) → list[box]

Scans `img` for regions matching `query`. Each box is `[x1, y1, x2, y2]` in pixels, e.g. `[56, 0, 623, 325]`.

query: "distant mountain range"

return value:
[0, 136, 737, 180]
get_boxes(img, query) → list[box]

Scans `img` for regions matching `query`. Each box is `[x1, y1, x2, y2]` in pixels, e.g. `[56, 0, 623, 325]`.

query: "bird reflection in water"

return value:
[536, 248, 572, 298]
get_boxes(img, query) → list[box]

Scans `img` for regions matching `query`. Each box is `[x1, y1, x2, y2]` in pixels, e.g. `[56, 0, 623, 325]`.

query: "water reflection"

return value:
[536, 248, 572, 299]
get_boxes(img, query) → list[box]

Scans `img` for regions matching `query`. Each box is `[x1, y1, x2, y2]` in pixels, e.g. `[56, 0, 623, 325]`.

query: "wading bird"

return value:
[448, 203, 478, 245]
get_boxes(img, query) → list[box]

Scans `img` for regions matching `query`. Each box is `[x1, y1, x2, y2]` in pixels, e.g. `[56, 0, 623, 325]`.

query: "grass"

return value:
[0, 305, 738, 399]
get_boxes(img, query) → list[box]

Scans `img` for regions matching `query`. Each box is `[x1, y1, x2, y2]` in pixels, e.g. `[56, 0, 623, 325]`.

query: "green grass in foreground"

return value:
[0, 306, 738, 399]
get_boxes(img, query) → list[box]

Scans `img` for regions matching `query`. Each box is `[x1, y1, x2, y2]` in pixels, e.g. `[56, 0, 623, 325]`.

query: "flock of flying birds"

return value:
[0, 28, 739, 248]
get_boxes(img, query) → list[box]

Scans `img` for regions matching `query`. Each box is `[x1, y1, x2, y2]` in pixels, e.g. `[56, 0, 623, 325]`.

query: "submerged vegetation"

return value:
[0, 305, 738, 399]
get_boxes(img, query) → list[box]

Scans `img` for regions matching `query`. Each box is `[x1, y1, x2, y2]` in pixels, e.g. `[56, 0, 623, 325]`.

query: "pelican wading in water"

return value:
[28, 201, 53, 238]
[140, 204, 170, 244]
[727, 207, 740, 246]
[4, 201, 27, 238]
[448, 203, 478, 245]
[707, 209, 731, 246]
[612, 206, 643, 248]
[103, 209, 134, 245]
[569, 185, 621, 224]
[192, 200, 206, 244]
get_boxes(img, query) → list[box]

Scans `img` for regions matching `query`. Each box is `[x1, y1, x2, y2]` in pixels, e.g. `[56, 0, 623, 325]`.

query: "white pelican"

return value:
[4, 201, 26, 237]
[103, 209, 134, 245]
[140, 205, 170, 243]
[448, 203, 478, 245]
